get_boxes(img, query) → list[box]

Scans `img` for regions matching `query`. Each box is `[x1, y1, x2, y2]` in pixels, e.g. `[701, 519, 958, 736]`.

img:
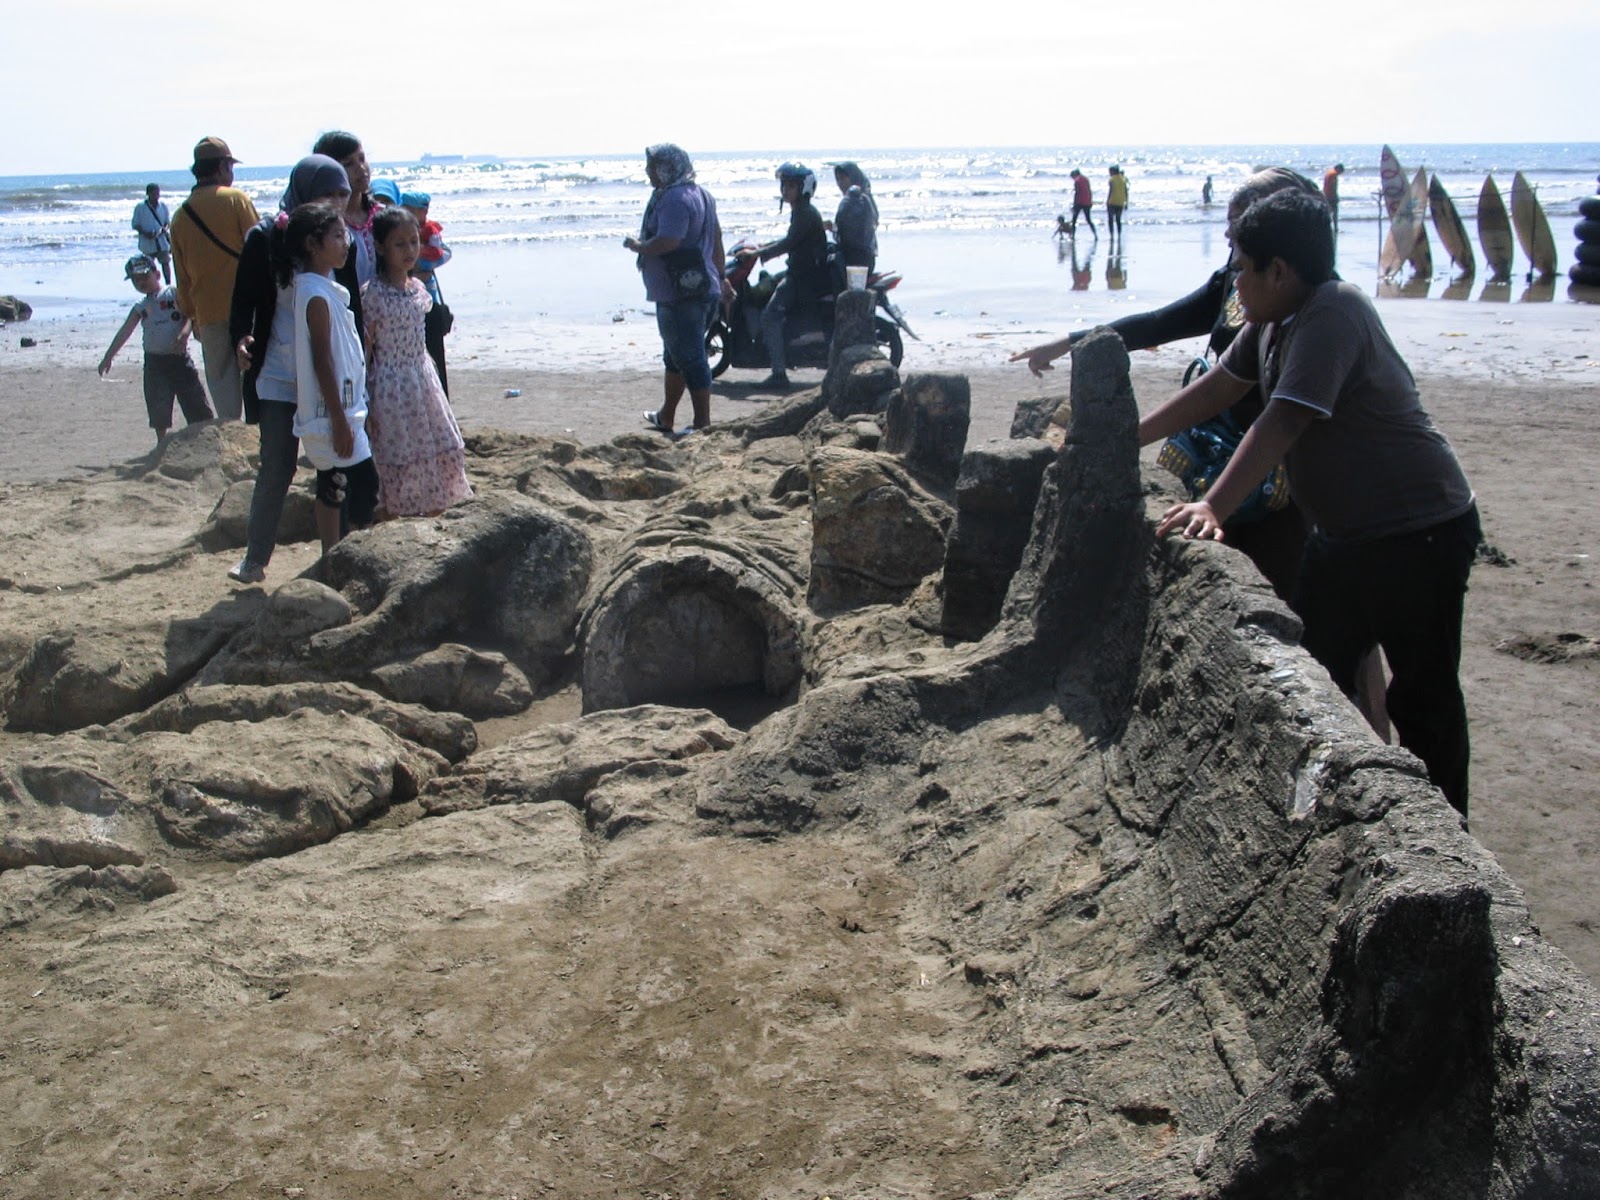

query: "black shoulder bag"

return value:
[657, 187, 712, 301]
[177, 201, 241, 260]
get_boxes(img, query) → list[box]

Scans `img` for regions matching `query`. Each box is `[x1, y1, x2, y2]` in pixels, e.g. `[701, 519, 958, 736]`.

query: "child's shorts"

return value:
[143, 352, 214, 430]
[315, 457, 380, 528]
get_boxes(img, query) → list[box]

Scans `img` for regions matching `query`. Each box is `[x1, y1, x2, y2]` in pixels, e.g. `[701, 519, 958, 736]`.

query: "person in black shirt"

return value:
[738, 162, 828, 389]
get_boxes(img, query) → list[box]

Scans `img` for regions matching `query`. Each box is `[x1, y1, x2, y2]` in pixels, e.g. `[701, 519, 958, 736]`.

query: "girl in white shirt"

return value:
[280, 201, 378, 553]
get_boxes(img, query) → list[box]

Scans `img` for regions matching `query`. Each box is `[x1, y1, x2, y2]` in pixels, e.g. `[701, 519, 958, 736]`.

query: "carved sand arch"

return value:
[579, 535, 806, 717]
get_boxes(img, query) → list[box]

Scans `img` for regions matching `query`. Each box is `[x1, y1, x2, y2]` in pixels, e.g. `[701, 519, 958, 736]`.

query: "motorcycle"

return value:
[706, 237, 916, 378]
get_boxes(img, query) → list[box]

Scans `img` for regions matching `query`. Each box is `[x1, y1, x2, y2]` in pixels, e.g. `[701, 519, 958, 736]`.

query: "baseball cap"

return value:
[124, 255, 156, 279]
[192, 136, 239, 166]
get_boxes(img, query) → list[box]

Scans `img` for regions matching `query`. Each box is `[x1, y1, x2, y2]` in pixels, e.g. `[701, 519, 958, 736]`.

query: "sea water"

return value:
[3, 144, 1596, 370]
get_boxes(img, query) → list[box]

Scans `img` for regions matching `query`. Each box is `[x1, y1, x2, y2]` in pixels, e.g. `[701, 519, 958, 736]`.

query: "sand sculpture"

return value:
[2, 294, 1597, 1197]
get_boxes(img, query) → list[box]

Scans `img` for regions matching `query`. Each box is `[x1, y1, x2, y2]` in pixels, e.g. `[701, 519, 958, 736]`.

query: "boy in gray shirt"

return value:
[99, 255, 215, 444]
[1143, 189, 1479, 819]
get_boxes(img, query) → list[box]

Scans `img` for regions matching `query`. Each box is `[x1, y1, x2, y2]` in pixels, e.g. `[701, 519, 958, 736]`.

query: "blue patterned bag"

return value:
[1156, 361, 1290, 525]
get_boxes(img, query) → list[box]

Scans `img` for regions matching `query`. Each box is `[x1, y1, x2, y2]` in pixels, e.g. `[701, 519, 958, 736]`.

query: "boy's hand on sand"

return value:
[97, 358, 112, 378]
[1156, 500, 1225, 541]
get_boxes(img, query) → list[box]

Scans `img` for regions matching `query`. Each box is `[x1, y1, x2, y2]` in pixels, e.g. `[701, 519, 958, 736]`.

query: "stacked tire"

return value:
[1572, 194, 1600, 289]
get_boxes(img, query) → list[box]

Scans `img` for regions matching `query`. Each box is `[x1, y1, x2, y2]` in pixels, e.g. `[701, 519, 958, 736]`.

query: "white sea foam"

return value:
[4, 143, 1596, 372]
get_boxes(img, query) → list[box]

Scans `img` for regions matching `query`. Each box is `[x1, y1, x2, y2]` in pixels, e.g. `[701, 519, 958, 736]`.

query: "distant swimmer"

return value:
[1323, 162, 1344, 226]
[1202, 175, 1214, 206]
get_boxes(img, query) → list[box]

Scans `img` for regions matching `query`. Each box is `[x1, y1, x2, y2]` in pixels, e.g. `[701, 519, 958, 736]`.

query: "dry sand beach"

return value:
[1, 296, 1598, 1195]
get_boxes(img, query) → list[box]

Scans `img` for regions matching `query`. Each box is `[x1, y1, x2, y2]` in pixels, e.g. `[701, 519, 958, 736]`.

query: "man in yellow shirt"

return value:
[170, 137, 259, 420]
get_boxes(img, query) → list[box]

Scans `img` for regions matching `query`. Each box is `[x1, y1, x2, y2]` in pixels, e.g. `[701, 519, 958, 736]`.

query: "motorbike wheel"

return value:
[874, 318, 904, 368]
[706, 321, 733, 379]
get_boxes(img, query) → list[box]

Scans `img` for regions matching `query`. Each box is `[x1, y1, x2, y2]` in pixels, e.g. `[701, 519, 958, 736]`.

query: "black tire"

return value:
[1576, 242, 1600, 267]
[1580, 195, 1600, 220]
[706, 320, 732, 379]
[874, 317, 904, 367]
[1574, 219, 1600, 244]
[1569, 263, 1600, 287]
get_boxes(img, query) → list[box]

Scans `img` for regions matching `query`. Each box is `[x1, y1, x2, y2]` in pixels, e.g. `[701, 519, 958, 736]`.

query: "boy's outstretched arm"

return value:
[98, 310, 143, 376]
[1155, 398, 1316, 540]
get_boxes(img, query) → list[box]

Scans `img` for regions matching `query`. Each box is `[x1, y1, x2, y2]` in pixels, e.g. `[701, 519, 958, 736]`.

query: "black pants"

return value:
[1292, 506, 1480, 817]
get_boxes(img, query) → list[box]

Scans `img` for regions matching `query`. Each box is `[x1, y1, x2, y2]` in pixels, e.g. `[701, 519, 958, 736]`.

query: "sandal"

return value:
[643, 410, 669, 434]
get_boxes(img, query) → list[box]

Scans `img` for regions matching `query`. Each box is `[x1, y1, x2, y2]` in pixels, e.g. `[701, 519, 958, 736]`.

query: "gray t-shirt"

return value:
[135, 286, 188, 356]
[1219, 280, 1473, 543]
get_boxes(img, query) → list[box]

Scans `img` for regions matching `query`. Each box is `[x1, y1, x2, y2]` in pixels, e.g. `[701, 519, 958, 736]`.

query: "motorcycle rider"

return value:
[736, 162, 829, 390]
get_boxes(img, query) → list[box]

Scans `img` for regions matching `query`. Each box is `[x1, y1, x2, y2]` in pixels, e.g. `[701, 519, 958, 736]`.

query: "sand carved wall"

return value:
[0, 332, 1596, 1196]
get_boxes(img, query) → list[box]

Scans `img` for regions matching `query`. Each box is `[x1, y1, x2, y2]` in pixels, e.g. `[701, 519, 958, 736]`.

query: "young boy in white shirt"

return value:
[99, 256, 215, 445]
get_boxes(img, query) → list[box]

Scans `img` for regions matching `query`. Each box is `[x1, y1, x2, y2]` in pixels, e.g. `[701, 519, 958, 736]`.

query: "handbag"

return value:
[661, 244, 711, 301]
[1157, 357, 1290, 525]
[645, 184, 712, 302]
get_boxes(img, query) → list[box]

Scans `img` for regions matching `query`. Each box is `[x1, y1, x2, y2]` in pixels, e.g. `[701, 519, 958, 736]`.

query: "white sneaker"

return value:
[227, 559, 266, 584]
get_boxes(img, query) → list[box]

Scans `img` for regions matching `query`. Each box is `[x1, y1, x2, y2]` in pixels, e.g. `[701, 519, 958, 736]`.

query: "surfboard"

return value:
[1380, 157, 1429, 278]
[1477, 175, 1514, 280]
[1378, 145, 1408, 219]
[1510, 171, 1558, 277]
[1428, 175, 1476, 275]
[1405, 168, 1433, 278]
[1377, 146, 1421, 278]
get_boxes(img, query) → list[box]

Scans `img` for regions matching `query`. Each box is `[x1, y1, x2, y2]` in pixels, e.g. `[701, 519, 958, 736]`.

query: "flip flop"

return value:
[642, 410, 668, 434]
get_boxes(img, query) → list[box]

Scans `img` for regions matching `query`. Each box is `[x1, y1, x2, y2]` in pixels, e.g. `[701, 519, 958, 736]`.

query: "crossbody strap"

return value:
[178, 200, 241, 260]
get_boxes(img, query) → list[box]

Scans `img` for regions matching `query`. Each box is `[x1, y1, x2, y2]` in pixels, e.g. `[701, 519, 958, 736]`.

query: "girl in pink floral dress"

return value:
[362, 207, 472, 517]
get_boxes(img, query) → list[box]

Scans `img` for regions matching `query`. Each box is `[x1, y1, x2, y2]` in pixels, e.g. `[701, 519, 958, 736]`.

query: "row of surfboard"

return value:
[1377, 145, 1556, 282]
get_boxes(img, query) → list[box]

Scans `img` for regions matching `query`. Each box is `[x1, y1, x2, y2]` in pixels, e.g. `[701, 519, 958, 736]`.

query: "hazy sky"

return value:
[8, 0, 1597, 175]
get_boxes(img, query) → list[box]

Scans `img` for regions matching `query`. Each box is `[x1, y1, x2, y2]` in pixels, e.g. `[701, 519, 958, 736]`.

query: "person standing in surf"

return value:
[1106, 165, 1129, 244]
[1323, 163, 1344, 227]
[132, 184, 173, 284]
[1068, 168, 1097, 238]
